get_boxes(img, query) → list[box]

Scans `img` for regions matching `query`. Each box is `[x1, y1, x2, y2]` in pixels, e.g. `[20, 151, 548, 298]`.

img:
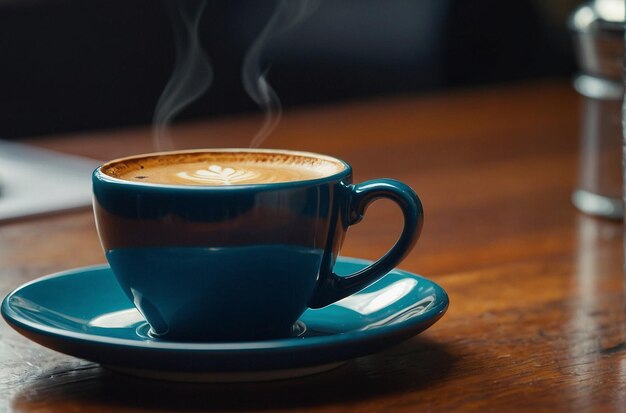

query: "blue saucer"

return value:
[2, 257, 448, 382]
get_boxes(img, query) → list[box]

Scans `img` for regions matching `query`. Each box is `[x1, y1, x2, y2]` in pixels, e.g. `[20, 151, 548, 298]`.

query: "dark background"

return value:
[0, 0, 579, 139]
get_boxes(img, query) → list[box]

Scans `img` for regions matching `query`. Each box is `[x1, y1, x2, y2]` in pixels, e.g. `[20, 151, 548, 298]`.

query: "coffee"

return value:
[102, 150, 346, 186]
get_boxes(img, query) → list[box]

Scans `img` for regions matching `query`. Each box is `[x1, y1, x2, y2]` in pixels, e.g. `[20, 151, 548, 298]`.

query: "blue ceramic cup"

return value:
[93, 149, 423, 341]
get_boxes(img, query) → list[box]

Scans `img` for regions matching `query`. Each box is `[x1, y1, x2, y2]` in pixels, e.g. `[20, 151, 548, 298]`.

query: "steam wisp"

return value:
[153, 0, 319, 150]
[153, 0, 212, 151]
[242, 0, 320, 148]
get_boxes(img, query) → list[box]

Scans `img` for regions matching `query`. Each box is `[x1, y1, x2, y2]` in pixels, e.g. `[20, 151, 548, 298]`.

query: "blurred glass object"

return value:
[570, 0, 624, 219]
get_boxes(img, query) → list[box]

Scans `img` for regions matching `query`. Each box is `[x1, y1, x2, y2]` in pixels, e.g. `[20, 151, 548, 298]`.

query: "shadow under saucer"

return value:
[10, 337, 457, 412]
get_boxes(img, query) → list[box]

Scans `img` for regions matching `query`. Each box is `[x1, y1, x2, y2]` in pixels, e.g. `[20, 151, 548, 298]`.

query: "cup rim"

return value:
[93, 148, 352, 190]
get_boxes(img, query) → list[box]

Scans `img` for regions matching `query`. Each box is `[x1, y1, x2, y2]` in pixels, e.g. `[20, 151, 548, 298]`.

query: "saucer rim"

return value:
[2, 257, 449, 354]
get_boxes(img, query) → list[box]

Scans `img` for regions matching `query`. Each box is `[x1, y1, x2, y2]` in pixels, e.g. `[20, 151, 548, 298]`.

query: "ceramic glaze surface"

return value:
[1, 258, 448, 377]
[107, 245, 324, 340]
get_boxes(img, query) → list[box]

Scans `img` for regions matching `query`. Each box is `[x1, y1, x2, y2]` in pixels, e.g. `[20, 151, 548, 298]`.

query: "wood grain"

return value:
[3, 80, 625, 412]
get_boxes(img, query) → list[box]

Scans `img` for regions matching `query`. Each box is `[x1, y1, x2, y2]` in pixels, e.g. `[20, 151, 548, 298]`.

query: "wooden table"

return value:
[2, 80, 624, 412]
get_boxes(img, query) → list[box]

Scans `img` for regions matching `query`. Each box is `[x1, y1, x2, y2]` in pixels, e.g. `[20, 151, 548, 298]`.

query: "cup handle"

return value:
[309, 178, 424, 308]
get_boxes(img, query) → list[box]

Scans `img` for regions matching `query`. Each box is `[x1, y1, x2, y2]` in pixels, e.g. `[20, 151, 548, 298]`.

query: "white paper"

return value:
[0, 140, 100, 221]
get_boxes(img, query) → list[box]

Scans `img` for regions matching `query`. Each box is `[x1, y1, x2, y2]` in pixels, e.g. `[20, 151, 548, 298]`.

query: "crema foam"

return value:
[102, 150, 346, 186]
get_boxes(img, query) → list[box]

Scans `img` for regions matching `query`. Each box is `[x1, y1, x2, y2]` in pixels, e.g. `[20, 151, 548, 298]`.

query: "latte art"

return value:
[176, 165, 262, 185]
[104, 150, 346, 186]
